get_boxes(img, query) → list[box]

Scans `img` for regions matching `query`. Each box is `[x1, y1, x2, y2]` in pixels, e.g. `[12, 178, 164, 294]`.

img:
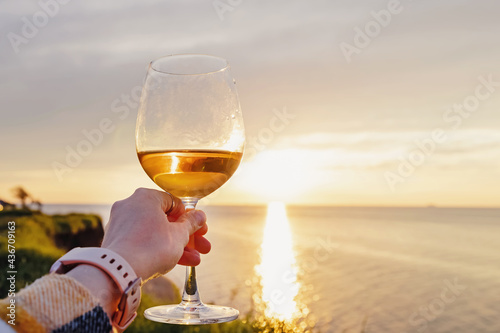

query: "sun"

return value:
[219, 147, 348, 205]
[234, 149, 318, 202]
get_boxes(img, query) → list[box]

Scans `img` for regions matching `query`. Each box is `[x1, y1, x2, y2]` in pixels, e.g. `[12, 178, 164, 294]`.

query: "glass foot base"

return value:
[144, 303, 239, 325]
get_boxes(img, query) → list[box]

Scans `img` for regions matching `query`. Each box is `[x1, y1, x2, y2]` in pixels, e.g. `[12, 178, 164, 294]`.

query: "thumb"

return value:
[176, 210, 207, 236]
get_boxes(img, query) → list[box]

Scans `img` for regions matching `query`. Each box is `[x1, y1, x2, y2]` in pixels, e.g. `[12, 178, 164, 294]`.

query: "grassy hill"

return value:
[0, 209, 104, 296]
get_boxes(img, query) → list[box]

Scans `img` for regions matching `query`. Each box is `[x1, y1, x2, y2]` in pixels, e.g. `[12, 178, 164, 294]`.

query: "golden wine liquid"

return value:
[138, 150, 242, 199]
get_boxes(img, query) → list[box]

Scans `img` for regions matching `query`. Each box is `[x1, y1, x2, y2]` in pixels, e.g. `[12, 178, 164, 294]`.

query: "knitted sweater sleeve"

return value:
[0, 274, 112, 333]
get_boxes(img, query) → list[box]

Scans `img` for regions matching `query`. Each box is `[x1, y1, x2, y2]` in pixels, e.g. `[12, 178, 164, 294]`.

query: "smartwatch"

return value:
[50, 247, 142, 331]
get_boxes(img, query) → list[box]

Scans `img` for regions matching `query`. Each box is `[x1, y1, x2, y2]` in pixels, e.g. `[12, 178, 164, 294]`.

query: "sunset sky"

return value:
[1, 0, 499, 206]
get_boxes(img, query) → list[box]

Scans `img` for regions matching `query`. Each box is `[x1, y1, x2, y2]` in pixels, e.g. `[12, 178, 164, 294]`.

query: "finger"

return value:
[153, 189, 175, 213]
[174, 210, 207, 236]
[177, 247, 201, 266]
[158, 192, 184, 218]
[167, 197, 185, 221]
[194, 223, 208, 236]
[194, 235, 211, 254]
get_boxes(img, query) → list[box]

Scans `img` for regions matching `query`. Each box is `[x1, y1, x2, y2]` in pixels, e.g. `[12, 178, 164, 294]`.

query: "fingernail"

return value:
[194, 210, 205, 225]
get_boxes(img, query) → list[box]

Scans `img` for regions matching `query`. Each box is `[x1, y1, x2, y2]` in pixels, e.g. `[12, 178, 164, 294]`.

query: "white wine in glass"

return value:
[135, 54, 245, 324]
[138, 150, 242, 200]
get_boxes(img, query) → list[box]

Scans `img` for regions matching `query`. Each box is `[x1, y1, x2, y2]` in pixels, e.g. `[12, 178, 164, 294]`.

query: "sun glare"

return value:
[256, 201, 300, 320]
[237, 149, 316, 202]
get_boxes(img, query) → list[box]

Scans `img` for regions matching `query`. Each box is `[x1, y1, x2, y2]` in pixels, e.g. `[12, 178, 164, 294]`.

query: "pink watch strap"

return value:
[50, 247, 142, 331]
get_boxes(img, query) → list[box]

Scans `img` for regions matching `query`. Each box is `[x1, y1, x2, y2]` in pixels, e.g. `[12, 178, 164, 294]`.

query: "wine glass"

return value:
[135, 54, 245, 324]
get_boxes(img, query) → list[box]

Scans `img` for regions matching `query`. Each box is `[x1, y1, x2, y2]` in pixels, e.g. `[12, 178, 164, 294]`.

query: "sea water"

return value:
[43, 204, 500, 332]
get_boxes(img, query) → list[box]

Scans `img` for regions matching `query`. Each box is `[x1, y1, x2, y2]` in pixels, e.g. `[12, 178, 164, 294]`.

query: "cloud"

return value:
[274, 129, 500, 169]
[1, 0, 500, 205]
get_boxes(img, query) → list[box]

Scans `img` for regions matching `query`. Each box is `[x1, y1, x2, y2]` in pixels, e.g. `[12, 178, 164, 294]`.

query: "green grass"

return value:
[0, 210, 101, 297]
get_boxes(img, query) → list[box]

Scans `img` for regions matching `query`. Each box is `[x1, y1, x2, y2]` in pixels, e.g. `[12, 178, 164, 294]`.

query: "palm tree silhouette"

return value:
[11, 186, 31, 209]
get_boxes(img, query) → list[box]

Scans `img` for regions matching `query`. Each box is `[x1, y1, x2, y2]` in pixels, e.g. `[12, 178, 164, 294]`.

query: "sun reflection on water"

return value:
[253, 202, 314, 332]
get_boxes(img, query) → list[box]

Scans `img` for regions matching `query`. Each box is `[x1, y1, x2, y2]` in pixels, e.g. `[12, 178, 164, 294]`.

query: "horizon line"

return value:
[38, 202, 500, 209]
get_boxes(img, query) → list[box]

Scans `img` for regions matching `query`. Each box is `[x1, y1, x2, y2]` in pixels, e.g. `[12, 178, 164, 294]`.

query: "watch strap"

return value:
[50, 247, 142, 331]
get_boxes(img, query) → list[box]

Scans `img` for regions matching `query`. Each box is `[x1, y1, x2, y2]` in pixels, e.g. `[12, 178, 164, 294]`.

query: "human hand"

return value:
[101, 188, 211, 282]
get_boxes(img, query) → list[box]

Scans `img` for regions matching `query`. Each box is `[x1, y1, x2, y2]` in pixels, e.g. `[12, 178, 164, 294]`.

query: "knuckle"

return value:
[133, 187, 148, 196]
[110, 199, 124, 212]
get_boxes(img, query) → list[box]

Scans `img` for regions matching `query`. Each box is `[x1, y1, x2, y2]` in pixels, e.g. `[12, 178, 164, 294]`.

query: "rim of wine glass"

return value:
[149, 54, 230, 76]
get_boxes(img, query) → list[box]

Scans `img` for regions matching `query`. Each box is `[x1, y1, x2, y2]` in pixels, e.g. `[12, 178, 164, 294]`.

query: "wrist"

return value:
[102, 244, 147, 280]
[50, 247, 142, 331]
[66, 264, 121, 317]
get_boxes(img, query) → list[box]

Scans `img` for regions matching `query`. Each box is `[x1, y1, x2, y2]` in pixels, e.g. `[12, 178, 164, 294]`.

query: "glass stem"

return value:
[180, 198, 202, 306]
[182, 266, 201, 305]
